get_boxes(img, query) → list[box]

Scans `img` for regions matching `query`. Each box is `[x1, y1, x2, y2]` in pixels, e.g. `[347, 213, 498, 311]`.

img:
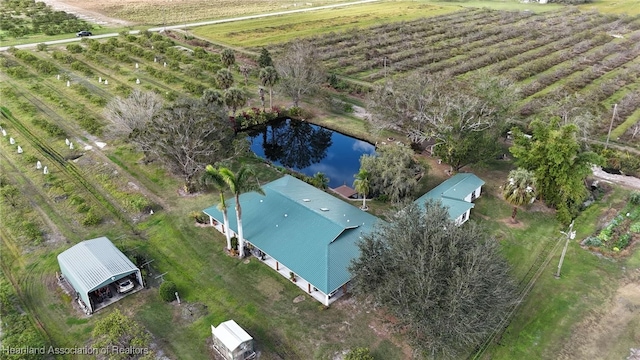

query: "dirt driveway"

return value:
[37, 0, 134, 27]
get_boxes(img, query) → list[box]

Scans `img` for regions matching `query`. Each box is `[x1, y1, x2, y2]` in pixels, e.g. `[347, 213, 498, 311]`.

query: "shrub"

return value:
[36, 43, 47, 51]
[631, 222, 640, 234]
[583, 236, 602, 247]
[81, 209, 101, 226]
[159, 281, 177, 302]
[189, 211, 208, 224]
[66, 43, 83, 54]
[630, 192, 640, 205]
[345, 347, 374, 360]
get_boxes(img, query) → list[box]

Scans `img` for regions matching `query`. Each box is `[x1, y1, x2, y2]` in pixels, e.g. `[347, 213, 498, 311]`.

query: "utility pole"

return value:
[605, 103, 617, 150]
[555, 221, 576, 279]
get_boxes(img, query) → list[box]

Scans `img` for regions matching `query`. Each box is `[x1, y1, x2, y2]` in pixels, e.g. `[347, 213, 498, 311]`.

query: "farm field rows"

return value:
[212, 6, 640, 146]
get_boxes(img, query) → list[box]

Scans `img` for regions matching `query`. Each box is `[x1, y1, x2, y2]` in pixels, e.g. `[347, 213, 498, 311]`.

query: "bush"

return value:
[583, 236, 602, 247]
[630, 192, 640, 205]
[345, 347, 374, 360]
[81, 209, 101, 226]
[159, 281, 177, 302]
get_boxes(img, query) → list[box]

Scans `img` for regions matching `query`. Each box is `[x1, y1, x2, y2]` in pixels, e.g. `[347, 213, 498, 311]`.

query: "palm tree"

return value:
[354, 169, 370, 211]
[224, 87, 246, 118]
[503, 168, 536, 223]
[219, 166, 265, 258]
[215, 69, 234, 90]
[312, 172, 329, 190]
[202, 88, 224, 107]
[259, 66, 279, 109]
[221, 48, 235, 69]
[200, 165, 232, 251]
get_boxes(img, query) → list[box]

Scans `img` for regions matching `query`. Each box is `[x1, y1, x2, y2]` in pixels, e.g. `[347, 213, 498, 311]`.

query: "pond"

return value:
[246, 118, 376, 189]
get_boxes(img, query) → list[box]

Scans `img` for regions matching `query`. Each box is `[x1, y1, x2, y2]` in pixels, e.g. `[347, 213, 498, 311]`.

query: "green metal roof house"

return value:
[203, 175, 381, 306]
[57, 237, 143, 314]
[414, 173, 485, 225]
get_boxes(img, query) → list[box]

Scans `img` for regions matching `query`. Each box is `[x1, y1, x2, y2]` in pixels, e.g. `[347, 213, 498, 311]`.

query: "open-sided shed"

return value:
[57, 237, 142, 314]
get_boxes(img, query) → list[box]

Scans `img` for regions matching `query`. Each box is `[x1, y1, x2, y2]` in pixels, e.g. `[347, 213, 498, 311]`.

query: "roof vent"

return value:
[303, 199, 310, 202]
[320, 208, 329, 211]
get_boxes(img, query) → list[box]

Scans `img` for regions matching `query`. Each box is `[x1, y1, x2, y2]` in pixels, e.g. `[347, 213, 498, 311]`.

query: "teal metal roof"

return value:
[414, 173, 484, 220]
[57, 237, 139, 310]
[203, 175, 381, 294]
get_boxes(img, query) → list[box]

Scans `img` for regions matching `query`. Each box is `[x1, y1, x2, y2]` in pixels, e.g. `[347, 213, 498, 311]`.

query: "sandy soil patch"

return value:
[37, 0, 135, 27]
[558, 271, 640, 360]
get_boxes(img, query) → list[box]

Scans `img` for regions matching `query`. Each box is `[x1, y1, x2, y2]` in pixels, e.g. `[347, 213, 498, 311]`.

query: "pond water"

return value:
[246, 118, 376, 188]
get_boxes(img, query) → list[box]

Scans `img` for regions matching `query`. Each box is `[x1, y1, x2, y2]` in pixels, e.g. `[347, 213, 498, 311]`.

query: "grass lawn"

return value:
[193, 1, 463, 48]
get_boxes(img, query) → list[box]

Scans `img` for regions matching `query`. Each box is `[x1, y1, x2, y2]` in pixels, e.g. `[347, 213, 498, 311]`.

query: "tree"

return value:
[350, 201, 517, 359]
[239, 65, 251, 86]
[139, 98, 238, 192]
[92, 309, 155, 360]
[219, 166, 265, 258]
[359, 145, 424, 203]
[367, 73, 515, 170]
[201, 165, 232, 250]
[220, 48, 235, 69]
[345, 347, 374, 360]
[202, 88, 224, 107]
[258, 47, 273, 68]
[510, 119, 601, 224]
[311, 172, 329, 189]
[103, 90, 164, 152]
[275, 40, 326, 107]
[259, 66, 279, 109]
[215, 68, 234, 90]
[503, 168, 536, 223]
[353, 169, 370, 210]
[224, 87, 247, 118]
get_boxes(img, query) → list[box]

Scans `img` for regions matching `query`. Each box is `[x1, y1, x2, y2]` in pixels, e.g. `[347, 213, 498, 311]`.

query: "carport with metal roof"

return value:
[57, 237, 143, 314]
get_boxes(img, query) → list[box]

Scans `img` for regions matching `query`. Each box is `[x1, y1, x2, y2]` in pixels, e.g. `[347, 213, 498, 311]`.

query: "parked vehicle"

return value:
[76, 31, 92, 37]
[117, 279, 134, 293]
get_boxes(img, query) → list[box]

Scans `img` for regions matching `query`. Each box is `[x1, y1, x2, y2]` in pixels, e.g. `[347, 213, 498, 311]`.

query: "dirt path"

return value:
[36, 0, 135, 27]
[592, 166, 640, 191]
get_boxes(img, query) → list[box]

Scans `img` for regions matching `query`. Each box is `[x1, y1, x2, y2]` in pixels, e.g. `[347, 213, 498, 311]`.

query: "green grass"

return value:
[484, 187, 630, 359]
[578, 0, 640, 15]
[193, 2, 463, 48]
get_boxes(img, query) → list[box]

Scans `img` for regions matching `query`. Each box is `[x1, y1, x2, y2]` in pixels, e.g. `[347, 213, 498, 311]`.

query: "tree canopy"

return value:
[509, 119, 601, 223]
[275, 39, 326, 107]
[103, 90, 164, 152]
[367, 73, 516, 170]
[138, 98, 242, 192]
[359, 145, 424, 203]
[350, 201, 517, 358]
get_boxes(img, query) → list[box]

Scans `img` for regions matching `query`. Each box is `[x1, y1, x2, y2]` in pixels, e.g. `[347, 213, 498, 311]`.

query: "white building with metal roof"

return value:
[211, 320, 255, 360]
[57, 237, 143, 314]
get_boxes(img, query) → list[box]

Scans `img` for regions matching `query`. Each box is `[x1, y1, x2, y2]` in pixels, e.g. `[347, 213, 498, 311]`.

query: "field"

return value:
[1, 0, 640, 359]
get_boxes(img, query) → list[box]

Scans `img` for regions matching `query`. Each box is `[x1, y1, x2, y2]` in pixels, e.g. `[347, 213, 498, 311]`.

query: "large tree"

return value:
[510, 119, 601, 223]
[139, 98, 239, 192]
[350, 201, 517, 359]
[219, 165, 265, 258]
[367, 73, 515, 170]
[201, 165, 232, 250]
[359, 145, 424, 203]
[259, 66, 279, 109]
[503, 168, 536, 223]
[103, 89, 164, 152]
[92, 309, 155, 360]
[275, 40, 326, 107]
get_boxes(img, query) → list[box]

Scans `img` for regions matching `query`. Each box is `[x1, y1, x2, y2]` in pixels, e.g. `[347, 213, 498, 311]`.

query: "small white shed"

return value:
[211, 320, 255, 360]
